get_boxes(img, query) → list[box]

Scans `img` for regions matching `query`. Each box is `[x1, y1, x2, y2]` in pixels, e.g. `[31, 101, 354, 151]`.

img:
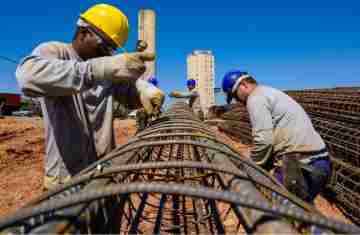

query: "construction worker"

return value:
[169, 79, 202, 117]
[132, 40, 160, 132]
[136, 76, 160, 132]
[217, 70, 331, 203]
[135, 40, 155, 82]
[15, 4, 165, 190]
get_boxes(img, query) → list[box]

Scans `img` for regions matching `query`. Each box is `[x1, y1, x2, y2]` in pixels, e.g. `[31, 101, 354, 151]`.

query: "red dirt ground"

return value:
[0, 117, 136, 219]
[0, 117, 350, 225]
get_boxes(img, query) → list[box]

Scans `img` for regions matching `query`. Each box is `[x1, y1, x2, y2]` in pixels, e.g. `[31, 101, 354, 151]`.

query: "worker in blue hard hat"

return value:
[136, 76, 161, 132]
[169, 79, 201, 117]
[214, 69, 331, 203]
[186, 79, 196, 88]
[15, 4, 165, 190]
[148, 76, 159, 87]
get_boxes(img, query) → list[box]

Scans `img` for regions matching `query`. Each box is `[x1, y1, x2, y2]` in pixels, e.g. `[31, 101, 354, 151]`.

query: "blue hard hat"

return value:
[187, 79, 196, 87]
[222, 70, 249, 103]
[148, 76, 158, 87]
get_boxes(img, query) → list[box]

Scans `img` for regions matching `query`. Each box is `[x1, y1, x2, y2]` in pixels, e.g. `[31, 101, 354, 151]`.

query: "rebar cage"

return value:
[0, 102, 359, 234]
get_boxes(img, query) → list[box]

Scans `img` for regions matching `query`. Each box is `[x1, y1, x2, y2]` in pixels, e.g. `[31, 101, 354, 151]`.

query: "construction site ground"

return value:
[0, 117, 350, 224]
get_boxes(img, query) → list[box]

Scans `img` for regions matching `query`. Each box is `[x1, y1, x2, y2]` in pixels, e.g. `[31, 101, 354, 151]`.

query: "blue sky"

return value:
[0, 0, 359, 104]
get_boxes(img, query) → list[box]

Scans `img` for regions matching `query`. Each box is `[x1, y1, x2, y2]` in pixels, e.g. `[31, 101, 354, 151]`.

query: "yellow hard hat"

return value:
[81, 4, 129, 48]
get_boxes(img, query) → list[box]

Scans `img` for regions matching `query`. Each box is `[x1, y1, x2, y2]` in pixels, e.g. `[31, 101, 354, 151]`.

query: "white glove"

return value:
[136, 79, 165, 116]
[89, 52, 155, 84]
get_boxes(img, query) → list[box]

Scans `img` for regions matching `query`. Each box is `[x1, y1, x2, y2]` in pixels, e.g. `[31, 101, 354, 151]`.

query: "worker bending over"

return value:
[16, 4, 164, 190]
[136, 76, 160, 132]
[215, 70, 331, 203]
[169, 79, 202, 118]
[133, 40, 160, 131]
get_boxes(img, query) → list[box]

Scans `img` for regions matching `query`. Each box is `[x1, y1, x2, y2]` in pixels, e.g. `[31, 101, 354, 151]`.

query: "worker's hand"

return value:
[90, 52, 156, 84]
[136, 79, 165, 116]
[169, 91, 181, 98]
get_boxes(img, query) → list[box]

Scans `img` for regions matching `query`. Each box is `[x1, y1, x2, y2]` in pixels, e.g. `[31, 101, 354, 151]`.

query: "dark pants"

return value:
[274, 158, 331, 203]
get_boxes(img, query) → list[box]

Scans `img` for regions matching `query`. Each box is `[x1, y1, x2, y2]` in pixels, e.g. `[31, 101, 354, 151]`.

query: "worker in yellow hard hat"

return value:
[16, 4, 165, 190]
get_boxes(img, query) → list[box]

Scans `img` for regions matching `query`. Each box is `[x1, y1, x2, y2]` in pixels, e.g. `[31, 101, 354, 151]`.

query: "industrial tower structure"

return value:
[138, 9, 156, 80]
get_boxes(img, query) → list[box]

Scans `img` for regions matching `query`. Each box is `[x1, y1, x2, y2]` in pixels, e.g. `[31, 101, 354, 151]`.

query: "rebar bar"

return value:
[0, 102, 358, 234]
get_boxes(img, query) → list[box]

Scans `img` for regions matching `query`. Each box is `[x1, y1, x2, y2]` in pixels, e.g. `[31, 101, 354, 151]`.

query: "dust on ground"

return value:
[0, 117, 44, 219]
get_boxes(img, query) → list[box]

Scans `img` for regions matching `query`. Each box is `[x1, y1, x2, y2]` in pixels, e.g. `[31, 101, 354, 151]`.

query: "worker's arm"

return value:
[247, 95, 274, 166]
[16, 42, 152, 98]
[16, 42, 94, 97]
[170, 90, 198, 98]
[136, 79, 165, 116]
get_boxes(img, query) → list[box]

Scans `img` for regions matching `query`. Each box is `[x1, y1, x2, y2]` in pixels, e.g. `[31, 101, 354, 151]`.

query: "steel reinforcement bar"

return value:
[287, 89, 360, 125]
[0, 102, 358, 234]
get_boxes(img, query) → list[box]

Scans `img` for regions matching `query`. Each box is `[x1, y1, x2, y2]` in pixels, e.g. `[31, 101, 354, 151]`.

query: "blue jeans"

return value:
[274, 158, 331, 203]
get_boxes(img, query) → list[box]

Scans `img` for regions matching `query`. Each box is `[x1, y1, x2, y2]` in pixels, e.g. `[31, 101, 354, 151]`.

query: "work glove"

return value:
[169, 91, 181, 98]
[136, 79, 165, 116]
[89, 52, 156, 84]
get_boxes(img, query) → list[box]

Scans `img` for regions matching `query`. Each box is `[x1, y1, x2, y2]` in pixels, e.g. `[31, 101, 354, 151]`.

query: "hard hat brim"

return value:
[80, 16, 118, 49]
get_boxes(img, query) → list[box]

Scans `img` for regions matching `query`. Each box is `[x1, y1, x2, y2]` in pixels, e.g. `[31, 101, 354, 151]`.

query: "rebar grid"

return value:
[0, 102, 359, 234]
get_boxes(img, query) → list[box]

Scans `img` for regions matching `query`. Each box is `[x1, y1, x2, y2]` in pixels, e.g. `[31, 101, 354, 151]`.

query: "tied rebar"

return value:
[0, 102, 359, 234]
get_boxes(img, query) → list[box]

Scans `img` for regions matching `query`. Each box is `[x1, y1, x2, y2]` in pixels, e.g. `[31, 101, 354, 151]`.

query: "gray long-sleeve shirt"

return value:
[16, 41, 137, 180]
[246, 85, 326, 166]
[172, 90, 201, 114]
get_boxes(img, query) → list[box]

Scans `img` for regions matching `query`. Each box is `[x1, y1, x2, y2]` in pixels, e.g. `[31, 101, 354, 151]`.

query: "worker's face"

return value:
[235, 82, 250, 103]
[77, 28, 116, 59]
[188, 85, 195, 91]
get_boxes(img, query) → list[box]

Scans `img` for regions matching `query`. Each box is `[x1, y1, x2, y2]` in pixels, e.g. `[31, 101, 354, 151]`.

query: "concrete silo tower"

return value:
[138, 9, 156, 80]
